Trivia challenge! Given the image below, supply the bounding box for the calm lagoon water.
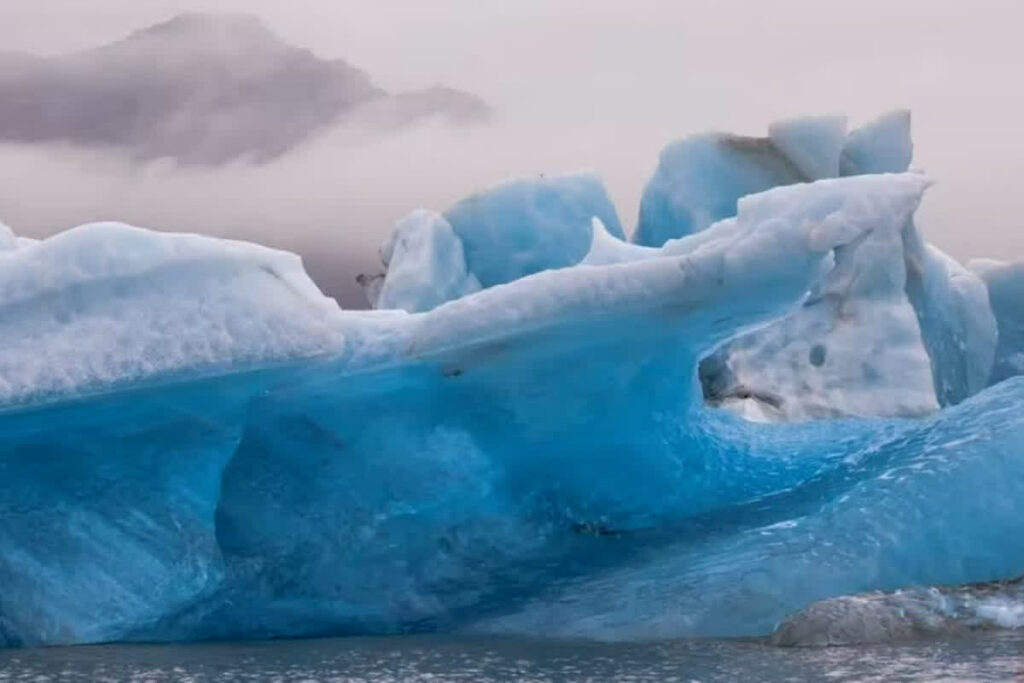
[1,631,1023,682]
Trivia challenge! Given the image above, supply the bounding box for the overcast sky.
[1,0,1023,305]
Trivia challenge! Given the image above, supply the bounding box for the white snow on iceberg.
[0,222,345,405]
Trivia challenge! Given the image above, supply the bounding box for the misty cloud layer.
[0,12,490,165]
[1,1,1023,307]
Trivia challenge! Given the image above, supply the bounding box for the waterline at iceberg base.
[2,112,1023,649]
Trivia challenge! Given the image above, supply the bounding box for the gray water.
[2,632,1023,683]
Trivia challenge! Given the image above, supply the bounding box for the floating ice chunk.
[633,133,805,247]
[970,259,1024,384]
[905,241,997,405]
[841,110,913,175]
[444,172,623,288]
[771,576,1024,646]
[0,222,345,406]
[768,115,847,180]
[375,210,481,313]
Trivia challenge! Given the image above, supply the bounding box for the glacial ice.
[703,177,938,420]
[375,210,481,313]
[767,115,846,181]
[971,259,1024,384]
[0,222,345,406]
[444,171,624,289]
[632,132,806,248]
[905,242,998,405]
[631,112,913,248]
[840,110,914,176]
[469,377,1024,640]
[1,113,1023,649]
[771,576,1024,646]
[368,172,623,312]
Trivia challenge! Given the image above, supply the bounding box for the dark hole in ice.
[809,343,827,367]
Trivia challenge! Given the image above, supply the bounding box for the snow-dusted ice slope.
[0,223,345,405]
[1,112,1023,649]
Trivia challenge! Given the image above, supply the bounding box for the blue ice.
[0,114,1022,650]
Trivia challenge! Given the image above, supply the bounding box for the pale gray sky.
[1,0,1022,304]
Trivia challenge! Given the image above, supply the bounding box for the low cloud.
[0,12,490,166]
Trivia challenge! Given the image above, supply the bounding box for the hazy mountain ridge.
[0,12,492,165]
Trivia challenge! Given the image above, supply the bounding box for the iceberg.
[1,113,1022,649]
[771,576,1024,647]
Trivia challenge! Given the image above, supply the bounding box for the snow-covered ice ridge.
[1,112,1023,649]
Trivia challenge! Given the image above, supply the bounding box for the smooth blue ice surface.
[444,172,623,289]
[972,259,1024,385]
[632,133,805,248]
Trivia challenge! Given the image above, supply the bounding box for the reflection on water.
[1,631,1022,682]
